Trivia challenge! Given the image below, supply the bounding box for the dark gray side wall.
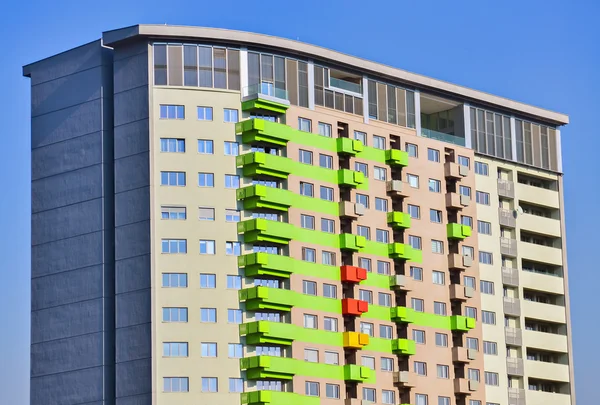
[112,41,152,405]
[29,40,115,405]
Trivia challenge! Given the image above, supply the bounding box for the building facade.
[23,25,574,405]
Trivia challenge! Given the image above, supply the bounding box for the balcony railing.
[498,179,515,199]
[506,357,524,376]
[243,83,289,101]
[329,77,362,94]
[502,267,520,287]
[504,297,521,317]
[508,388,526,405]
[420,128,466,146]
[505,327,522,346]
[499,208,516,227]
[500,237,518,257]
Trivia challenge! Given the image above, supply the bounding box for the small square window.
[224,108,239,123]
[406,143,418,157]
[197,106,213,121]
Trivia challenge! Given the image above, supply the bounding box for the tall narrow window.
[183,45,198,86]
[198,46,213,87]
[213,48,227,89]
[154,44,167,85]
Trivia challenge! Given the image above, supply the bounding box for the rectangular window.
[229,378,243,393]
[197,139,214,154]
[374,166,387,181]
[377,260,391,275]
[430,209,442,223]
[354,130,367,145]
[300,182,314,197]
[434,301,447,316]
[298,117,312,132]
[466,338,479,351]
[159,105,185,120]
[359,257,372,272]
[414,361,427,376]
[476,191,490,205]
[375,197,388,212]
[321,218,335,233]
[227,275,242,290]
[462,215,473,227]
[162,273,188,288]
[410,266,423,281]
[198,173,215,187]
[224,141,239,156]
[163,377,189,392]
[161,239,187,254]
[428,179,441,193]
[464,276,476,289]
[363,388,376,403]
[199,240,216,255]
[475,161,489,175]
[200,273,216,288]
[163,342,188,357]
[224,174,239,189]
[378,292,392,307]
[162,307,188,322]
[225,242,241,256]
[304,348,319,363]
[200,308,217,323]
[479,251,493,265]
[435,333,448,347]
[322,251,336,266]
[437,365,449,379]
[413,330,425,344]
[408,204,420,219]
[380,325,393,339]
[432,271,445,285]
[409,235,422,250]
[482,311,496,325]
[381,357,394,372]
[355,162,368,177]
[324,317,338,332]
[480,281,494,294]
[357,225,371,240]
[406,143,418,157]
[225,209,240,222]
[201,342,217,357]
[356,193,369,208]
[160,138,185,152]
[431,240,444,254]
[439,397,451,405]
[428,148,440,162]
[303,280,317,296]
[302,247,316,263]
[411,298,424,312]
[359,289,373,304]
[299,149,313,164]
[319,153,333,169]
[161,171,186,186]
[407,174,419,188]
[224,108,239,123]
[360,322,374,336]
[465,307,477,320]
[361,355,376,370]
[197,106,213,121]
[373,135,386,150]
[483,341,498,355]
[161,206,186,220]
[485,372,499,386]
[376,229,389,243]
[468,368,480,381]
[304,314,318,329]
[228,309,242,324]
[323,283,337,298]
[201,377,218,392]
[326,383,340,399]
[478,220,492,235]
[320,186,334,201]
[301,214,315,230]
[458,156,470,167]
[460,185,471,197]
[318,122,332,137]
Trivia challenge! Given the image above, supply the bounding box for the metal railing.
[502,267,520,286]
[500,237,518,257]
[498,179,515,198]
[243,83,289,100]
[329,77,362,94]
[499,208,516,227]
[420,128,466,146]
[505,327,523,346]
[506,357,525,376]
[504,297,522,317]
[508,388,526,405]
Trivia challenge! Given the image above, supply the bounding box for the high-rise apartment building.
[23,25,574,405]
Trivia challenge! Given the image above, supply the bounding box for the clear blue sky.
[1,0,598,403]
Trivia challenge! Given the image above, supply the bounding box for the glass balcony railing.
[243,83,289,101]
[420,128,465,146]
[329,77,362,94]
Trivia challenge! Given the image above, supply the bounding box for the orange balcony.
[342,298,369,316]
[340,265,368,283]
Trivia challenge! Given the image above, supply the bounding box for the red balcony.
[340,265,368,283]
[342,298,369,316]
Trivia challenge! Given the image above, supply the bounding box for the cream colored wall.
[151,86,246,405]
[476,156,572,405]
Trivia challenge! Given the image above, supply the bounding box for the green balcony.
[240,356,295,380]
[387,211,411,229]
[343,365,372,382]
[241,84,290,114]
[239,321,294,346]
[239,286,294,312]
[241,391,319,405]
[447,223,472,240]
[238,253,295,278]
[340,234,367,251]
[390,306,415,323]
[392,338,417,355]
[385,149,409,167]
[338,169,365,187]
[235,119,294,147]
[236,185,293,212]
[238,219,293,245]
[388,243,423,263]
[236,152,293,179]
[336,138,364,155]
[450,315,476,331]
